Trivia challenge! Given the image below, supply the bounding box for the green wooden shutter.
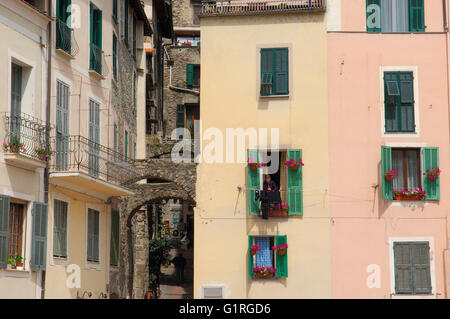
[110,210,119,266]
[97,9,103,50]
[176,104,185,128]
[423,147,439,200]
[113,34,117,79]
[411,242,431,294]
[399,72,415,132]
[248,149,260,216]
[366,0,381,32]
[0,195,11,268]
[89,3,94,69]
[381,146,393,200]
[53,200,68,257]
[287,149,303,215]
[248,236,254,278]
[260,49,273,96]
[275,235,288,278]
[394,243,414,294]
[125,0,129,44]
[409,0,425,32]
[274,48,288,95]
[31,202,48,271]
[113,0,118,22]
[186,64,194,86]
[87,209,100,262]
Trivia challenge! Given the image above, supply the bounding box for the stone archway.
[116,159,196,299]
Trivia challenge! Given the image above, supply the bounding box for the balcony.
[55,19,79,58]
[249,189,302,218]
[89,43,109,79]
[2,113,51,170]
[201,0,326,16]
[49,136,138,197]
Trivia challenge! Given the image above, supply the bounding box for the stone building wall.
[172,0,201,27]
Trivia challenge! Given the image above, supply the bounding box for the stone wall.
[172,0,201,27]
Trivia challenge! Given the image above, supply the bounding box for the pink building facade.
[327,0,450,298]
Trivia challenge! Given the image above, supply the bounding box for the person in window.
[263,175,278,192]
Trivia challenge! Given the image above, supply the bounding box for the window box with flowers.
[248,235,287,280]
[248,157,265,171]
[2,136,25,154]
[35,147,54,161]
[381,146,440,201]
[283,158,304,171]
[268,203,289,217]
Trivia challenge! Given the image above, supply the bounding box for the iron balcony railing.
[2,112,52,161]
[50,135,139,187]
[201,0,326,15]
[55,19,80,56]
[90,43,109,77]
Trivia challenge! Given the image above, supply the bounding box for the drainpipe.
[41,0,52,300]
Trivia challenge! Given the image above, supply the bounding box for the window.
[392,148,421,192]
[366,0,424,33]
[113,123,118,155]
[134,73,137,108]
[113,34,118,79]
[193,4,202,25]
[10,63,22,137]
[87,208,100,262]
[260,48,289,96]
[384,72,415,133]
[110,210,119,266]
[124,0,129,45]
[381,146,440,200]
[89,3,103,74]
[176,36,200,47]
[186,64,200,87]
[393,242,431,294]
[248,149,303,216]
[133,15,137,58]
[56,80,70,171]
[248,236,288,278]
[113,0,118,23]
[56,0,72,54]
[53,199,68,258]
[88,99,100,176]
[8,203,24,260]
[124,130,128,160]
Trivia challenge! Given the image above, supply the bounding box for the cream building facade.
[196,0,331,299]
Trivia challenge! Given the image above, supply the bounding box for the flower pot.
[268,210,288,217]
[289,165,299,171]
[147,290,152,299]
[7,264,14,270]
[249,164,258,171]
[38,154,48,161]
[16,263,24,270]
[385,175,394,181]
[427,176,437,181]
[255,272,274,279]
[395,195,421,201]
[250,249,257,256]
[277,248,287,256]
[10,145,20,153]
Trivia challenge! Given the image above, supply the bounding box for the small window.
[393,242,432,295]
[87,208,100,262]
[53,199,68,258]
[366,0,424,33]
[8,203,25,260]
[186,64,200,87]
[203,287,223,299]
[384,72,415,133]
[260,48,289,96]
[392,148,421,192]
[248,235,288,279]
[110,210,119,266]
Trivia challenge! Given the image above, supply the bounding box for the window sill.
[55,48,75,60]
[391,293,436,299]
[1,268,32,278]
[382,132,418,138]
[259,94,289,99]
[52,256,69,266]
[88,70,106,80]
[85,261,101,271]
[389,200,428,207]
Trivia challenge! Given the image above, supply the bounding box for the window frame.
[260,48,289,97]
[389,237,435,298]
[380,67,419,138]
[8,202,25,261]
[391,147,422,192]
[85,204,101,269]
[52,199,69,259]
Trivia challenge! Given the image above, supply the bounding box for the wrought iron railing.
[50,135,139,187]
[56,19,80,56]
[201,0,326,15]
[90,43,109,77]
[2,113,51,161]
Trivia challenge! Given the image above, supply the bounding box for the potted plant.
[269,203,289,217]
[3,136,25,153]
[7,258,15,270]
[35,147,54,161]
[385,170,398,181]
[248,157,265,171]
[15,254,24,270]
[393,188,427,201]
[283,158,304,171]
[424,168,441,181]
[250,244,261,256]
[273,243,288,256]
[253,266,276,279]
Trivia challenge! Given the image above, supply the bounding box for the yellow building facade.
[195,2,331,298]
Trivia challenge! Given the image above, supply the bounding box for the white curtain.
[381,0,393,32]
[392,150,404,191]
[406,150,419,189]
[381,0,409,32]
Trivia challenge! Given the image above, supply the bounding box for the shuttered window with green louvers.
[394,242,431,295]
[260,48,288,96]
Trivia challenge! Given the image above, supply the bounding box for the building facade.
[328,0,450,299]
[44,0,148,298]
[196,0,331,299]
[0,0,51,299]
